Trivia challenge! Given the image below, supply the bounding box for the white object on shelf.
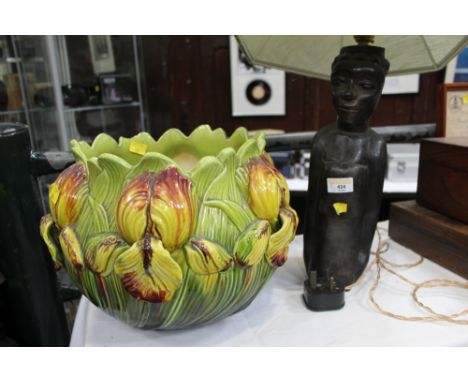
[386,143,420,182]
[286,143,420,194]
[382,74,420,94]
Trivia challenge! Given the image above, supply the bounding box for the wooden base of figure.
[303,283,345,311]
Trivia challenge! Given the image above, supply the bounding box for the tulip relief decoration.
[40,125,298,329]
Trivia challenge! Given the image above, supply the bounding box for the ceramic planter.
[40,125,298,329]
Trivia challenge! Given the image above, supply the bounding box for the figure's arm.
[361,136,387,253]
[303,130,326,273]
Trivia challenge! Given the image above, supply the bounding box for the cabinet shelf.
[0,107,57,116]
[0,109,26,116]
[0,57,45,64]
[0,102,141,117]
[64,102,141,113]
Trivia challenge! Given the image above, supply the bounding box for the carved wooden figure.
[303,44,389,310]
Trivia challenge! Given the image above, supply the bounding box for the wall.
[141,35,445,138]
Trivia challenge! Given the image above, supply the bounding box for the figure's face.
[331,61,385,126]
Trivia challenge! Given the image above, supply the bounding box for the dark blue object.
[0,123,70,346]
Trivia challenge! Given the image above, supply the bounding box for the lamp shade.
[236,35,468,79]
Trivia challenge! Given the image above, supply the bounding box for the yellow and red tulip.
[247,155,290,224]
[85,233,129,276]
[116,167,196,250]
[150,167,196,251]
[266,207,298,267]
[184,238,232,275]
[59,226,84,272]
[116,172,152,244]
[113,235,183,303]
[234,219,271,267]
[39,214,63,269]
[49,163,88,229]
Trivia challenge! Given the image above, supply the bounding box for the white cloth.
[70,223,468,346]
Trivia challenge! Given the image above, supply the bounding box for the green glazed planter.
[40,125,298,329]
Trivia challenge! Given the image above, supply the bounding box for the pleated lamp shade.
[236,35,468,79]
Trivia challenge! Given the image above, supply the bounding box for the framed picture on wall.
[437,82,468,137]
[88,35,116,75]
[382,74,419,94]
[229,36,285,117]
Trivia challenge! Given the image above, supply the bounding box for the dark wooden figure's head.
[330,45,390,128]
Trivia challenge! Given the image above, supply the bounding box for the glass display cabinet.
[0,35,147,218]
[0,35,147,152]
[0,36,148,319]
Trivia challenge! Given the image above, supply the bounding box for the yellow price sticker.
[333,202,348,215]
[49,183,60,204]
[462,95,468,104]
[129,141,148,156]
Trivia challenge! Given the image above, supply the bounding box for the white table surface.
[70,223,468,346]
